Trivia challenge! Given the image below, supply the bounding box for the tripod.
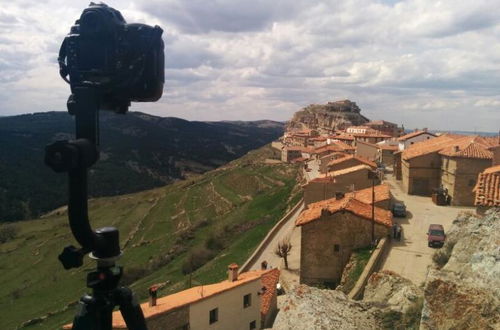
[45,87,148,330]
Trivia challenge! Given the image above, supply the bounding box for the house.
[296,196,392,287]
[397,130,436,151]
[281,146,314,163]
[377,144,399,166]
[327,155,377,173]
[307,136,328,148]
[344,183,392,210]
[284,129,319,147]
[356,140,379,161]
[473,165,500,214]
[439,139,496,205]
[318,152,348,174]
[351,132,391,146]
[401,134,497,201]
[105,265,280,330]
[365,120,403,137]
[328,133,355,146]
[313,142,355,159]
[304,165,379,206]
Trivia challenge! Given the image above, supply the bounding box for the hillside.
[0,144,301,329]
[286,99,369,134]
[0,111,284,222]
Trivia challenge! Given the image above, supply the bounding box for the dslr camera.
[58,2,164,113]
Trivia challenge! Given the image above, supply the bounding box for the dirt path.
[379,171,474,285]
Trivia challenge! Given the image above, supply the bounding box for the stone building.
[377,144,399,166]
[439,142,494,205]
[365,120,403,137]
[296,197,392,287]
[106,265,279,330]
[318,152,348,174]
[401,134,498,200]
[355,140,379,161]
[281,146,313,163]
[397,130,436,151]
[304,165,379,206]
[326,155,377,173]
[473,165,500,214]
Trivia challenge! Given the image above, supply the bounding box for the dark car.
[392,202,407,217]
[427,224,446,247]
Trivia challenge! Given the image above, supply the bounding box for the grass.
[339,247,373,293]
[0,144,300,329]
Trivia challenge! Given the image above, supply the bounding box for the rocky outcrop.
[286,100,369,134]
[273,284,381,329]
[364,270,423,314]
[421,209,500,330]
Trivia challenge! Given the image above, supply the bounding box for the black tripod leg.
[115,287,148,330]
[72,293,114,330]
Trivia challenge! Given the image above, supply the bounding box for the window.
[243,293,252,308]
[468,179,476,187]
[334,244,340,252]
[209,308,218,324]
[410,142,414,145]
[249,320,256,330]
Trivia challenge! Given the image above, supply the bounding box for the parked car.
[427,224,446,247]
[391,202,407,217]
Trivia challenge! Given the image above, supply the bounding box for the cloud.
[0,0,499,132]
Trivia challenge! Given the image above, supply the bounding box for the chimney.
[454,145,460,152]
[423,127,428,132]
[149,285,158,307]
[228,263,239,282]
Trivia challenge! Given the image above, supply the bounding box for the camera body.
[59,2,164,113]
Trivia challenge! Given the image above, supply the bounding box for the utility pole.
[369,170,376,246]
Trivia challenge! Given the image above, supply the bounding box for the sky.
[0,0,499,131]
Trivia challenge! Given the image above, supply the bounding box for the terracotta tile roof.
[402,134,464,160]
[309,136,328,141]
[330,134,355,141]
[327,155,377,169]
[319,152,348,162]
[439,142,493,159]
[252,268,280,317]
[314,142,354,154]
[333,140,356,150]
[291,157,307,163]
[474,166,500,207]
[296,196,393,227]
[356,139,378,147]
[397,130,436,141]
[344,184,391,204]
[103,269,271,329]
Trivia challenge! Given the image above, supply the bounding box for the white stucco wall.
[189,279,262,330]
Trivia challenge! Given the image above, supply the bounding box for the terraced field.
[0,145,301,329]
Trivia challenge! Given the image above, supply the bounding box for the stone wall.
[300,212,389,287]
[402,153,441,195]
[141,306,189,330]
[451,157,491,206]
[356,141,378,161]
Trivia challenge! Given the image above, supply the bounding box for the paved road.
[248,203,304,271]
[379,171,474,285]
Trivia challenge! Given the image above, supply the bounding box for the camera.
[58,2,165,113]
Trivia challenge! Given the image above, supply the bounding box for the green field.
[0,145,301,329]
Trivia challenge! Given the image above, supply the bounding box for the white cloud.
[0,0,499,131]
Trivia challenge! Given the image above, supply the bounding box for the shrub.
[0,224,19,244]
[121,266,148,286]
[182,248,215,275]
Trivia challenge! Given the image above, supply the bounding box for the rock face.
[421,209,500,330]
[273,285,381,329]
[364,270,423,314]
[286,100,369,134]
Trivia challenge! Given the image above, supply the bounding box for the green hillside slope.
[0,145,301,329]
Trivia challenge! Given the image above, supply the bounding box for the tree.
[274,238,292,269]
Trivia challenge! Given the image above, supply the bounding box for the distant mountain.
[0,111,284,222]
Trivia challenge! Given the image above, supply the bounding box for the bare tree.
[274,238,292,269]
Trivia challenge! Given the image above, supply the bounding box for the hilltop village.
[73,100,498,330]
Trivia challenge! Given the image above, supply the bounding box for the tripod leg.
[115,287,148,330]
[72,293,114,330]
